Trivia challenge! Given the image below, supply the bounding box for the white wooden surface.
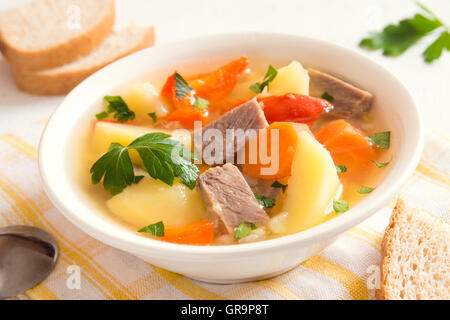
[0,0,449,135]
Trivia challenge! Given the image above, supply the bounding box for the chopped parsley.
[335,165,347,173]
[103,96,136,123]
[148,112,157,123]
[254,193,276,208]
[90,132,199,195]
[371,155,393,168]
[271,181,287,192]
[173,73,210,110]
[359,2,448,63]
[95,111,108,120]
[139,221,164,236]
[174,72,192,99]
[333,199,349,214]
[321,91,334,102]
[357,186,375,194]
[234,222,252,239]
[367,131,391,149]
[193,97,210,109]
[250,65,278,93]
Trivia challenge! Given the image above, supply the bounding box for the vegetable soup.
[74,56,392,245]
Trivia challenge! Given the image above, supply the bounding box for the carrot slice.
[190,56,249,104]
[164,108,209,129]
[162,221,214,245]
[314,119,376,179]
[242,122,310,180]
[160,72,197,110]
[161,57,249,128]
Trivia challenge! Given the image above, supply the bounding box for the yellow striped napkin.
[0,120,448,300]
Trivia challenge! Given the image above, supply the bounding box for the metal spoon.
[0,226,58,299]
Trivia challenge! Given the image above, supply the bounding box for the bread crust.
[377,198,406,300]
[0,0,115,71]
[11,26,154,95]
[378,199,449,300]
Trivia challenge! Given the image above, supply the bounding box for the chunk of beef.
[308,68,374,118]
[193,99,268,166]
[196,163,269,235]
[242,173,281,200]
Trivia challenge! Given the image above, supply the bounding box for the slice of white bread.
[12,25,155,95]
[377,199,450,300]
[0,0,115,71]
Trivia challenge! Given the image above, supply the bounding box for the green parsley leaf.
[423,30,450,63]
[249,83,261,93]
[359,2,447,62]
[90,142,135,193]
[134,175,145,184]
[321,91,334,102]
[271,181,287,192]
[250,223,258,230]
[128,133,199,189]
[138,221,164,236]
[107,104,115,113]
[254,193,276,208]
[335,165,347,173]
[234,222,252,239]
[95,111,108,120]
[174,72,192,99]
[193,97,210,109]
[104,96,135,123]
[90,133,199,195]
[148,112,157,123]
[357,186,375,194]
[106,185,127,195]
[360,14,442,56]
[333,199,349,214]
[250,65,278,93]
[415,1,441,21]
[367,131,390,149]
[103,175,145,195]
[371,155,393,168]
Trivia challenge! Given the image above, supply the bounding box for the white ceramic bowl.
[39,33,423,283]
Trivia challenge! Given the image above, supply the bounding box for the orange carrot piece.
[190,56,249,104]
[314,119,376,179]
[242,122,309,180]
[161,57,248,128]
[160,72,197,110]
[162,221,214,245]
[164,107,209,129]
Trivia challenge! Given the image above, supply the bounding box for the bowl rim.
[38,31,424,258]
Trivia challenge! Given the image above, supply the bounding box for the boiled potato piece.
[228,68,260,101]
[93,121,191,162]
[122,82,171,120]
[283,131,340,233]
[268,212,289,234]
[268,61,309,96]
[106,177,207,228]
